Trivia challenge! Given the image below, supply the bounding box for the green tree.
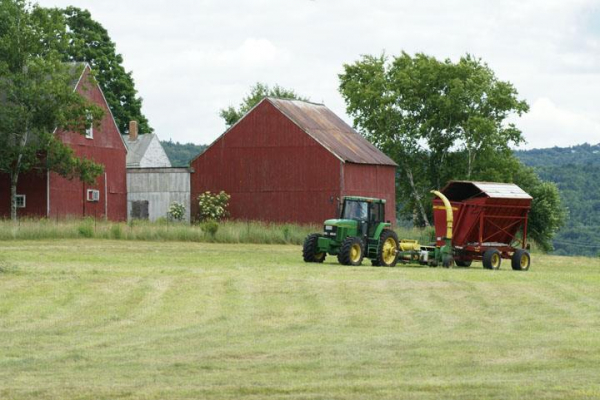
[52,6,152,135]
[220,82,309,127]
[0,0,103,221]
[339,52,564,250]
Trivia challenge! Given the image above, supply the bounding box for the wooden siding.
[190,100,341,224]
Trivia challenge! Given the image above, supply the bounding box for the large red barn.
[0,64,127,221]
[190,98,397,224]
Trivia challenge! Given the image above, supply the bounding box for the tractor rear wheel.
[511,249,531,271]
[338,237,364,266]
[482,249,502,270]
[303,234,326,263]
[375,229,399,267]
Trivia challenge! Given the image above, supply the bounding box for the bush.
[167,201,186,221]
[201,220,219,238]
[197,191,230,221]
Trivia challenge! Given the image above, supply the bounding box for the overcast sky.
[36,0,600,149]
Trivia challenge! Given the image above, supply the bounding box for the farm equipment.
[303,181,532,270]
[302,196,400,267]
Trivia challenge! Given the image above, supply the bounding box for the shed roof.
[267,98,397,166]
[441,181,532,201]
[121,133,170,168]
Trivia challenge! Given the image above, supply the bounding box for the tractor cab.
[339,197,386,238]
[303,196,399,267]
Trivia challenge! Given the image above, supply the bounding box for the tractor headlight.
[323,225,337,237]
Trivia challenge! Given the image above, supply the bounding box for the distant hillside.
[516,143,600,257]
[162,140,207,167]
[516,143,600,167]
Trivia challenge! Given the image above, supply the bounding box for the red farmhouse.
[190,98,397,224]
[0,64,127,221]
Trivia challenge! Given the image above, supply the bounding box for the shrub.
[201,220,219,238]
[197,191,230,222]
[168,201,186,221]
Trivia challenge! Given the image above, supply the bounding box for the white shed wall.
[127,168,190,222]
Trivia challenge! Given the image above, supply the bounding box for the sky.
[36,0,600,149]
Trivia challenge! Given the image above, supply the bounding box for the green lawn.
[1,240,599,399]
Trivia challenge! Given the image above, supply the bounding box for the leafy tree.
[0,0,103,221]
[339,52,564,250]
[339,53,529,226]
[48,6,152,135]
[220,82,309,127]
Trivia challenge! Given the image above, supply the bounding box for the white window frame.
[85,112,93,139]
[86,189,100,202]
[15,194,26,208]
[85,123,93,139]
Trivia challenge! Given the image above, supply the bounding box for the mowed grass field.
[1,240,599,399]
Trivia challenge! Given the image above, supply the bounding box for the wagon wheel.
[302,234,326,263]
[455,260,472,267]
[482,249,501,270]
[511,249,530,271]
[338,237,364,266]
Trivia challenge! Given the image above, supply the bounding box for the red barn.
[0,63,127,221]
[190,98,397,224]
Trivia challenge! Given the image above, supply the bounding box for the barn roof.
[441,181,532,201]
[267,98,397,166]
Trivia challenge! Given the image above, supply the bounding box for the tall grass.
[0,218,321,245]
[0,218,435,246]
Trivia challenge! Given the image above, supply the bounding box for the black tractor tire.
[375,229,399,267]
[442,255,454,268]
[482,249,502,270]
[511,249,531,271]
[371,259,380,267]
[302,234,326,263]
[455,260,472,267]
[337,237,364,266]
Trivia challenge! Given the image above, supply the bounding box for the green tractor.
[303,196,399,267]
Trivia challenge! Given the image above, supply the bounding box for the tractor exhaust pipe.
[431,190,453,240]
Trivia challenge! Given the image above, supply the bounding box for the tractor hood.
[324,219,358,229]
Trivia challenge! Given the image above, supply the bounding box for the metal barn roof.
[267,98,397,166]
[441,181,532,200]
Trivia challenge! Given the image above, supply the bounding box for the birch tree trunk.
[405,167,430,227]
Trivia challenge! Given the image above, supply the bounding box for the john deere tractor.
[302,196,399,267]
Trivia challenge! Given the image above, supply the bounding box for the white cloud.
[520,97,600,148]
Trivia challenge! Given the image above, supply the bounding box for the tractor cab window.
[369,202,384,223]
[342,200,368,221]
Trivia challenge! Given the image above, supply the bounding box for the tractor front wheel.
[338,237,364,266]
[303,234,326,263]
[482,249,502,270]
[374,230,399,267]
[511,249,531,271]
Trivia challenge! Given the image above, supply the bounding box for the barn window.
[87,189,100,202]
[15,194,26,208]
[131,200,149,220]
[85,112,93,139]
